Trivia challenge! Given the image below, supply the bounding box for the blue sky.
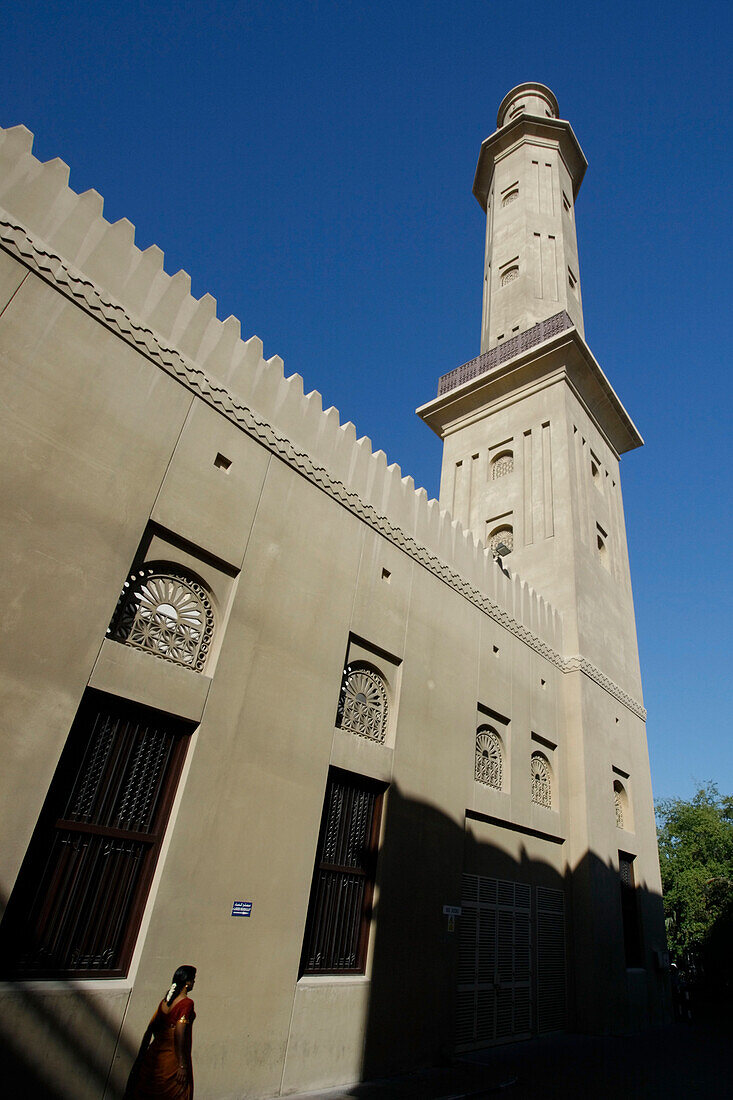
[3,0,731,802]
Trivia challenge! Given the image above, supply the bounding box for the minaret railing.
[437,310,573,396]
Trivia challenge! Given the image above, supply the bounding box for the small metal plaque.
[231,900,253,917]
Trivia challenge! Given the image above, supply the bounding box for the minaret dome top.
[496,82,559,129]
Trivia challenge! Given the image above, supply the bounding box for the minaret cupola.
[496,82,559,127]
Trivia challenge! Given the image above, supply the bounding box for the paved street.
[285,1022,732,1099]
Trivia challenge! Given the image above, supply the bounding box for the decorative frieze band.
[0,214,646,721]
[563,656,645,718]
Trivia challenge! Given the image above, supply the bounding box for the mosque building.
[0,83,669,1098]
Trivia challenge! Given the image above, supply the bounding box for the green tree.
[656,783,733,966]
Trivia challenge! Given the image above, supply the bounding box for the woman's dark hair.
[165,964,197,1004]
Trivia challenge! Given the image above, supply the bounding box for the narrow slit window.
[619,853,643,967]
[475,726,503,789]
[300,770,384,974]
[531,752,552,808]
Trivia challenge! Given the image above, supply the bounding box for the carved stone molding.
[563,655,645,719]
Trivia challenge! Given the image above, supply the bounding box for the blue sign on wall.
[231,900,253,917]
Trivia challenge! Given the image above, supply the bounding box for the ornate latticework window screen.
[531,753,552,808]
[475,726,503,789]
[614,781,625,828]
[336,664,388,743]
[0,692,190,978]
[492,452,514,479]
[619,853,643,966]
[488,526,514,554]
[301,771,383,974]
[109,564,214,671]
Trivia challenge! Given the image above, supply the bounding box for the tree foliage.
[656,783,733,965]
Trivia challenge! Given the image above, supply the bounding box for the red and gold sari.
[126,996,195,1099]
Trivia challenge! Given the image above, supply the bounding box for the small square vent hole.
[214,452,232,472]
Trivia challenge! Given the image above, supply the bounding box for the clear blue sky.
[3,0,731,802]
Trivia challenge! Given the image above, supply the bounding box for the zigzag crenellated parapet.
[0,120,568,667]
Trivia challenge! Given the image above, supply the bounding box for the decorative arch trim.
[491,451,514,479]
[488,525,514,554]
[108,563,215,672]
[336,663,389,743]
[475,726,503,789]
[613,779,628,829]
[531,752,552,808]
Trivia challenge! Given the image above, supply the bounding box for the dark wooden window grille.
[0,691,191,979]
[300,769,384,975]
[619,853,643,968]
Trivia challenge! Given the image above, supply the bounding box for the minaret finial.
[496,82,559,128]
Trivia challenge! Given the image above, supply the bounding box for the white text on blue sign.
[231,901,253,917]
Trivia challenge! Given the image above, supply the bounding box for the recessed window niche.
[334,636,401,751]
[491,451,514,480]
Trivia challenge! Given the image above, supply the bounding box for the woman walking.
[125,965,196,1099]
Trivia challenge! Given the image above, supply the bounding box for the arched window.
[502,188,519,207]
[108,564,215,672]
[475,726,503,789]
[531,753,552,808]
[500,265,519,287]
[614,780,627,828]
[488,526,514,555]
[491,451,514,479]
[336,664,388,743]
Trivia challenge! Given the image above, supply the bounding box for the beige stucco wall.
[0,253,194,890]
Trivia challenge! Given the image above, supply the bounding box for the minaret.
[418,86,669,1035]
[476,83,586,352]
[417,83,643,700]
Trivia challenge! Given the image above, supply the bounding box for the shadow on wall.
[0,888,137,1100]
[0,783,670,1098]
[358,783,670,1084]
